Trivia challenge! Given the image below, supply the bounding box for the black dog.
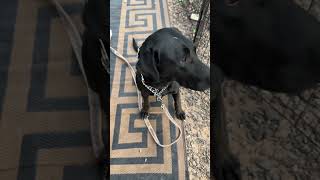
[213,0,320,179]
[133,28,210,120]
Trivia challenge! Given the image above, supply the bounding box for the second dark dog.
[213,0,320,179]
[133,28,210,120]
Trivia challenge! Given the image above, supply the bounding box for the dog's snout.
[187,63,210,91]
[190,62,210,91]
[199,73,210,90]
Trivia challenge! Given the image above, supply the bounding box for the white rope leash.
[110,44,182,148]
[50,0,105,159]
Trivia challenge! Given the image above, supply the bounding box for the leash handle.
[51,0,105,160]
[146,103,182,147]
[143,116,182,148]
[142,103,182,148]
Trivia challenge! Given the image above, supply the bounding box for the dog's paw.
[140,110,149,119]
[176,110,186,120]
[216,155,242,180]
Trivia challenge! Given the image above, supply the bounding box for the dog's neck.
[137,70,171,89]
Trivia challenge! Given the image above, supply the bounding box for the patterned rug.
[110,0,189,179]
[0,0,103,179]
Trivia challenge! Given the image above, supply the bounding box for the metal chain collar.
[140,74,169,102]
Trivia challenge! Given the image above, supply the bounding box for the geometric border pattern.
[1,0,102,179]
[7,2,98,180]
[17,131,92,180]
[27,4,88,112]
[110,0,188,179]
[0,0,19,114]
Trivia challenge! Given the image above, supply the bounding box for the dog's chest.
[140,81,179,96]
[161,83,179,96]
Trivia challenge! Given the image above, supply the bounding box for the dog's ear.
[137,48,160,83]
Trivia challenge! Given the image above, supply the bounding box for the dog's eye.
[182,47,192,63]
[183,56,193,63]
[183,56,187,62]
[180,56,187,64]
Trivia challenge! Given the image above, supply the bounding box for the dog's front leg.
[172,90,186,120]
[141,94,150,119]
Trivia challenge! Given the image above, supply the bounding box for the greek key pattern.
[110,0,188,179]
[0,1,100,180]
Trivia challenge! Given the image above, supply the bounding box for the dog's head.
[216,0,271,13]
[215,0,276,25]
[136,28,210,91]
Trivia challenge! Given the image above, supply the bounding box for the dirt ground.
[167,0,211,179]
[223,1,320,180]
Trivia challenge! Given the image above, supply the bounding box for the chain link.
[140,74,169,102]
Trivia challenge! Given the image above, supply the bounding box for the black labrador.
[133,27,210,120]
[213,0,320,179]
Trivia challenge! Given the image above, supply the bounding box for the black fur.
[133,27,210,120]
[213,0,320,179]
[81,0,109,179]
[215,0,320,93]
[82,0,108,113]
